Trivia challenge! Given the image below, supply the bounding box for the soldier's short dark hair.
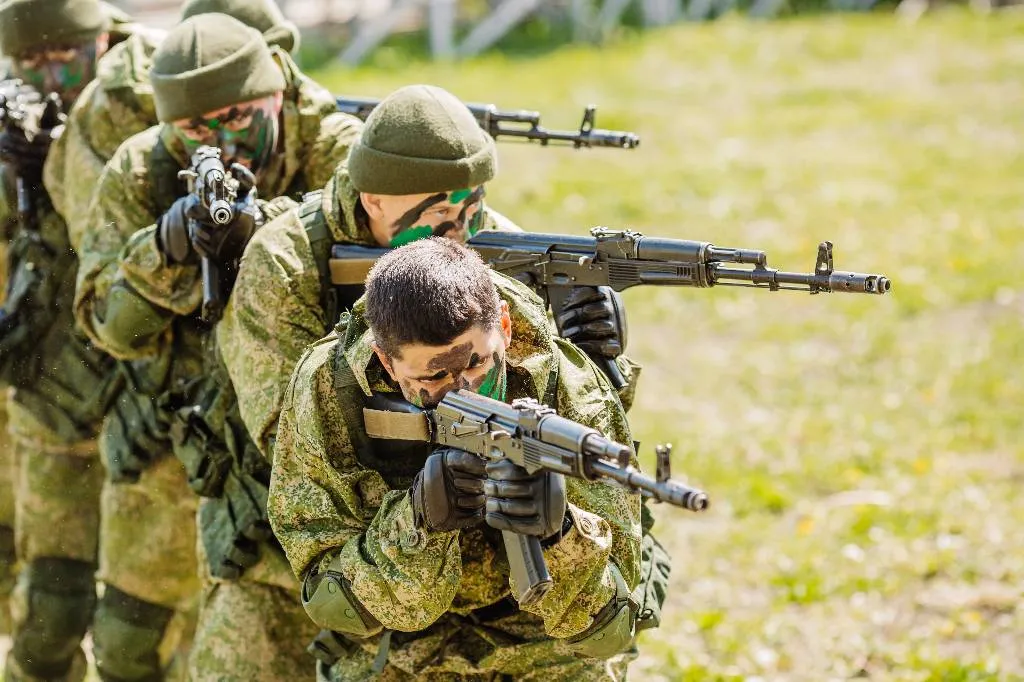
[365,237,500,359]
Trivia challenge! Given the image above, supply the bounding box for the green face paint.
[475,353,507,402]
[174,100,279,176]
[389,224,434,248]
[13,42,97,107]
[389,187,487,247]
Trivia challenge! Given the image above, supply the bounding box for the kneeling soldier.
[271,237,643,680]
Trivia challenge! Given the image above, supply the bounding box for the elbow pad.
[564,562,637,660]
[301,556,383,638]
[92,280,174,354]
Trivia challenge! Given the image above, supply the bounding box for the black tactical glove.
[0,93,64,176]
[199,467,274,580]
[155,194,201,265]
[555,286,628,360]
[190,197,262,263]
[410,447,487,532]
[484,459,567,539]
[156,186,262,266]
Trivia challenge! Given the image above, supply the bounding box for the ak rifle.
[336,96,640,149]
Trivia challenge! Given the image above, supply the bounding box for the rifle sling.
[328,257,376,286]
[362,408,430,442]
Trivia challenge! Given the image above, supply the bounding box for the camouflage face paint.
[174,99,280,177]
[389,186,487,247]
[13,42,98,108]
[389,193,447,248]
[472,351,507,401]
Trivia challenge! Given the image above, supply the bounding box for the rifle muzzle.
[209,199,234,225]
[827,271,891,294]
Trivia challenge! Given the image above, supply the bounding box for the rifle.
[0,80,62,342]
[336,96,640,149]
[177,145,257,323]
[363,389,707,607]
[328,228,891,385]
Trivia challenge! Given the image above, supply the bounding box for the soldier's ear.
[498,301,512,349]
[95,33,110,59]
[372,343,398,381]
[360,193,385,221]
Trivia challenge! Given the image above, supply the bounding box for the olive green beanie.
[0,0,108,57]
[348,84,497,196]
[150,13,286,123]
[180,0,300,55]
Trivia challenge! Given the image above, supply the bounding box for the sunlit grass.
[314,8,1024,678]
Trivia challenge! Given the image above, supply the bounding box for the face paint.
[388,186,487,247]
[473,351,507,401]
[13,42,98,106]
[174,99,280,177]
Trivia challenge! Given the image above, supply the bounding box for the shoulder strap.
[330,327,430,489]
[148,137,183,215]
[300,192,367,334]
[297,191,338,335]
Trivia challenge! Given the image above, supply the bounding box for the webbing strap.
[362,408,430,442]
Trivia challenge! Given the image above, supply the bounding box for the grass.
[310,8,1024,680]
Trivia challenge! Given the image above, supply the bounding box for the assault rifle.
[363,389,707,607]
[0,80,62,339]
[336,96,640,149]
[177,146,257,322]
[328,228,892,384]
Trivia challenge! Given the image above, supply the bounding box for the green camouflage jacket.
[0,12,157,445]
[268,271,642,675]
[44,24,163,251]
[217,163,521,460]
[73,47,362,362]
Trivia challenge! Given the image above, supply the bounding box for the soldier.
[71,12,361,680]
[195,83,518,681]
[0,0,162,678]
[270,237,643,680]
[209,83,641,679]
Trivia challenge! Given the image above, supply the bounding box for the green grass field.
[315,9,1024,680]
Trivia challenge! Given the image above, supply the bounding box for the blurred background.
[114,0,1024,679]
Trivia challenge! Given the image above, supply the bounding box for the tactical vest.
[296,190,364,332]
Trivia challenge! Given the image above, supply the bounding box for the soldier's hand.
[555,286,628,360]
[0,93,64,176]
[410,447,486,532]
[0,123,61,175]
[484,460,567,539]
[155,194,202,265]
[190,199,262,263]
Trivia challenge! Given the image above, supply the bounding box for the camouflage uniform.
[0,2,160,679]
[269,271,643,680]
[72,15,362,679]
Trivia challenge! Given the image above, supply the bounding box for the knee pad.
[0,525,16,596]
[92,586,174,682]
[10,557,96,679]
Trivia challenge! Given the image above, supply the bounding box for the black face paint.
[389,186,488,247]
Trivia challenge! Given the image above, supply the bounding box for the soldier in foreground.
[72,12,361,680]
[0,0,163,678]
[270,237,643,680]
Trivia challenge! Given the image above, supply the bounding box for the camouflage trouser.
[97,453,201,678]
[5,398,103,682]
[0,396,17,634]
[189,498,318,682]
[320,610,636,682]
[188,579,320,681]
